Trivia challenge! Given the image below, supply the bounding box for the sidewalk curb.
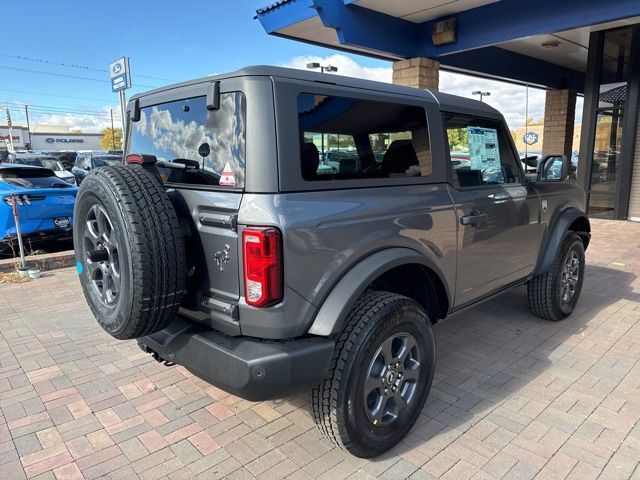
[0,250,76,274]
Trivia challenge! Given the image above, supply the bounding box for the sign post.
[10,194,26,270]
[109,57,131,141]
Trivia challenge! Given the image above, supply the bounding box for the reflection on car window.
[298,93,431,181]
[129,93,246,187]
[0,170,71,188]
[15,158,63,171]
[444,113,520,188]
[544,156,565,180]
[93,157,121,168]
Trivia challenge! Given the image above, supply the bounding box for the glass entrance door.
[589,108,624,218]
[585,27,636,219]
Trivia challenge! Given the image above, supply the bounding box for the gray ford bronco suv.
[74,66,590,457]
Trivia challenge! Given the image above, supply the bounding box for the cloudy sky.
[284,54,584,131]
[9,52,583,134]
[3,0,583,135]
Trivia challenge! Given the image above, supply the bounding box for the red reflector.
[126,154,143,164]
[242,227,282,307]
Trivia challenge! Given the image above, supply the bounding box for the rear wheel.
[528,233,585,321]
[73,165,186,339]
[312,291,435,458]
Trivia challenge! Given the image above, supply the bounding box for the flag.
[5,103,14,152]
[5,105,12,129]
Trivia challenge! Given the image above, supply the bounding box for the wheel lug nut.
[398,373,403,378]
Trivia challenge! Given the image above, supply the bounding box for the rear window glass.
[93,156,121,168]
[298,93,431,181]
[15,158,64,171]
[128,93,246,188]
[0,170,72,189]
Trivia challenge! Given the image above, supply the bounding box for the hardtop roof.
[130,65,502,118]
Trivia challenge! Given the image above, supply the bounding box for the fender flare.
[535,207,590,275]
[307,247,450,336]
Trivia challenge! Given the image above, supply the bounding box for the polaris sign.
[31,133,101,151]
[45,137,84,143]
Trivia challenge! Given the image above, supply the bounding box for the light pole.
[110,109,116,150]
[472,91,491,102]
[306,62,338,73]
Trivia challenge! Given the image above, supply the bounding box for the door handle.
[461,212,488,225]
[488,193,509,201]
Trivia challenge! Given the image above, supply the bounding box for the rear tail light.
[3,194,34,206]
[126,154,144,164]
[242,227,282,307]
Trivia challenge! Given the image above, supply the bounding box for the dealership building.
[0,125,103,152]
[257,0,640,220]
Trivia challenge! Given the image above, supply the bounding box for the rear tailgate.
[170,188,243,336]
[23,188,76,220]
[126,87,248,336]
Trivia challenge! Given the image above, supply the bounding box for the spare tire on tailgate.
[73,165,187,340]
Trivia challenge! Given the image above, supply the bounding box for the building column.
[542,89,577,157]
[392,58,439,91]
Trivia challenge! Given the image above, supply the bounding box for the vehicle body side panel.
[308,247,449,336]
[533,181,589,274]
[238,184,458,338]
[448,183,542,307]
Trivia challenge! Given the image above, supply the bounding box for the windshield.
[93,156,121,168]
[128,93,246,188]
[0,170,72,189]
[15,158,64,171]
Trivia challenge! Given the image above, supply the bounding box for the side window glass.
[445,113,520,188]
[298,94,431,181]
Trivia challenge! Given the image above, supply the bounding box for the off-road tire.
[528,233,585,321]
[74,165,186,339]
[312,290,436,458]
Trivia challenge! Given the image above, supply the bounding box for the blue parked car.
[0,163,77,252]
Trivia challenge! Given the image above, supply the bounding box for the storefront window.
[588,27,633,219]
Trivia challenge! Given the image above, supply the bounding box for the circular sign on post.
[523,131,539,146]
[198,143,211,158]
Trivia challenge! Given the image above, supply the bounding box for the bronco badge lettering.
[214,244,231,272]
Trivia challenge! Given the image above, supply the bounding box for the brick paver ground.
[2,219,640,479]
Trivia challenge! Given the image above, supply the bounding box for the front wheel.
[312,291,436,458]
[528,233,585,321]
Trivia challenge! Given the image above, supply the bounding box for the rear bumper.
[1,229,72,251]
[138,317,334,401]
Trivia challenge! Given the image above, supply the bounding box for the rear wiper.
[165,159,201,170]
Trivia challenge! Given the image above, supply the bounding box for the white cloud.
[31,113,119,133]
[28,106,123,134]
[283,54,584,130]
[283,54,392,84]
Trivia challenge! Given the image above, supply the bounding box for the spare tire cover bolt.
[88,249,110,263]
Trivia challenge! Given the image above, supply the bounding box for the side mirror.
[538,155,567,182]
